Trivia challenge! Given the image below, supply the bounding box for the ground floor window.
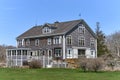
[54,48,62,57]
[67,48,73,58]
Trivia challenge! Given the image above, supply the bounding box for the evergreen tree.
[95,22,109,56]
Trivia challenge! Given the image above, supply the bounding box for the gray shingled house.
[6,19,97,67]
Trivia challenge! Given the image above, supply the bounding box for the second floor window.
[26,39,30,46]
[66,35,72,45]
[47,38,52,45]
[18,40,22,46]
[35,39,39,46]
[53,36,61,44]
[90,38,95,47]
[78,37,85,46]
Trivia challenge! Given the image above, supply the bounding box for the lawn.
[0,68,120,80]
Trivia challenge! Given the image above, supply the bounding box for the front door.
[78,49,85,58]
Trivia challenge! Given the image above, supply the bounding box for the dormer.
[42,23,52,34]
[42,23,57,34]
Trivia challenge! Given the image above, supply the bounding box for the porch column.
[47,50,49,65]
[63,35,66,59]
[6,49,8,67]
[11,50,13,66]
[21,50,23,66]
[16,50,17,66]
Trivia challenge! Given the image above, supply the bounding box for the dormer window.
[42,27,51,34]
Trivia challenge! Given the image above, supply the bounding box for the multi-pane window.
[48,38,52,45]
[90,38,95,47]
[53,36,60,44]
[78,37,85,46]
[18,40,22,46]
[78,24,85,34]
[66,35,72,45]
[26,39,30,46]
[55,49,61,57]
[42,27,51,34]
[35,39,39,46]
[67,48,73,58]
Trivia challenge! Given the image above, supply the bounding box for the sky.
[0,0,120,46]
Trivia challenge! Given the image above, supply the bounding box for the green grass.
[0,68,120,80]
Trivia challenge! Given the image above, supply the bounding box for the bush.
[29,60,42,69]
[23,61,29,66]
[79,58,103,72]
[79,58,88,72]
[90,58,103,72]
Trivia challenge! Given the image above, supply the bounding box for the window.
[48,38,52,45]
[53,36,60,44]
[55,49,61,57]
[78,25,85,34]
[91,51,94,55]
[35,39,39,46]
[66,35,72,45]
[18,40,22,46]
[67,48,73,58]
[42,27,51,34]
[90,38,95,47]
[26,39,30,46]
[78,37,85,46]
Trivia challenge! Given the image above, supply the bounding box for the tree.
[106,31,120,56]
[0,44,15,62]
[95,22,109,56]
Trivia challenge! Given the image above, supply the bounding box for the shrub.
[90,58,103,72]
[79,58,103,72]
[29,60,42,69]
[79,58,88,72]
[107,60,116,70]
[23,61,29,66]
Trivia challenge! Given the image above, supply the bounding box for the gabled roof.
[17,19,96,39]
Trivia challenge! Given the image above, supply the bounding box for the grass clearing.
[0,68,120,80]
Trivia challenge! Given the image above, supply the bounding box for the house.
[6,19,97,67]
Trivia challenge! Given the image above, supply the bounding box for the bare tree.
[106,31,120,56]
[0,44,15,62]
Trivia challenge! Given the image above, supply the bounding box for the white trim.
[63,35,66,59]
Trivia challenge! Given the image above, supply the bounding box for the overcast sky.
[0,0,120,46]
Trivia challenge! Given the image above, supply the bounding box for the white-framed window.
[55,49,61,57]
[78,37,85,46]
[35,39,39,46]
[26,39,30,46]
[91,51,94,55]
[47,38,52,45]
[66,35,72,45]
[78,24,85,34]
[53,36,60,44]
[67,48,73,58]
[42,27,51,34]
[17,40,22,46]
[90,38,95,47]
